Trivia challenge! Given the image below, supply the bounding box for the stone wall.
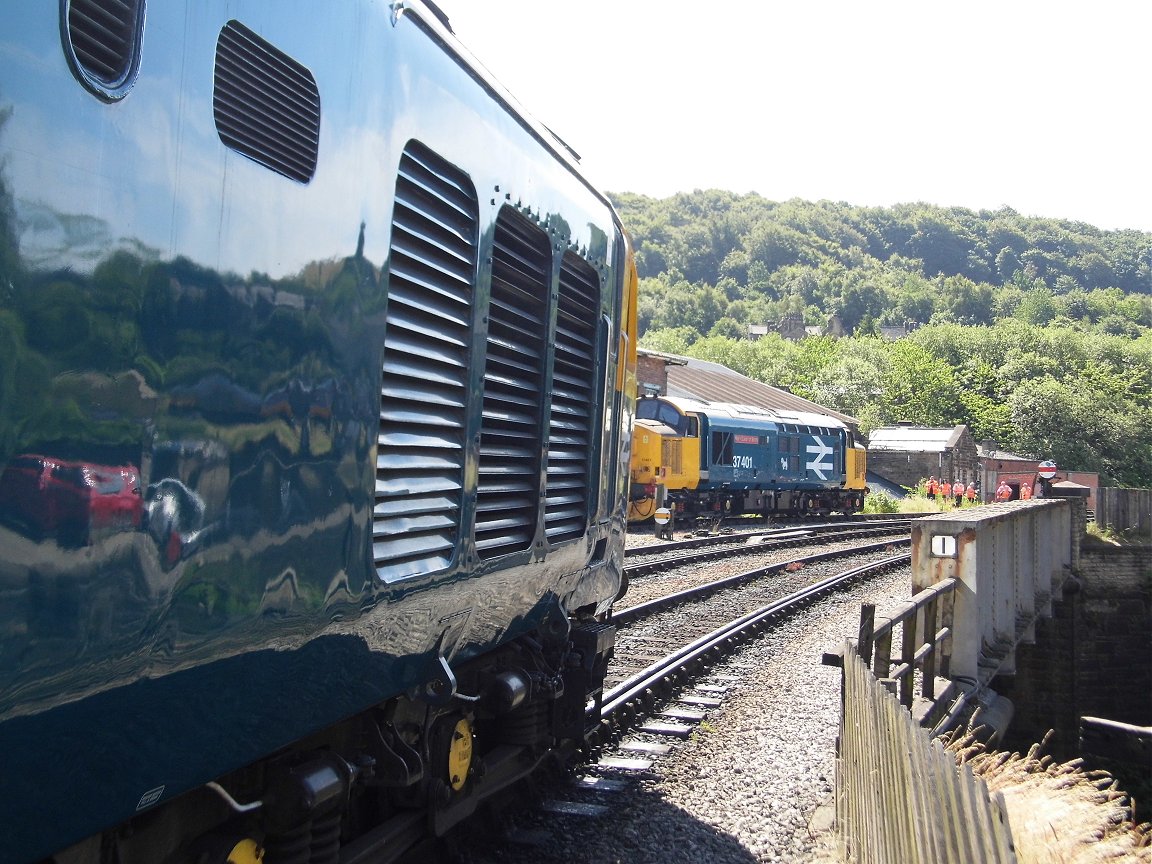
[1074,545,1152,724]
[994,543,1152,759]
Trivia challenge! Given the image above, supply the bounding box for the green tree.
[836,281,886,334]
[809,342,886,418]
[1008,377,1107,476]
[938,275,995,325]
[708,317,746,339]
[880,340,962,426]
[1016,286,1059,325]
[638,326,699,355]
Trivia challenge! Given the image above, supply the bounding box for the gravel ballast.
[455,560,912,864]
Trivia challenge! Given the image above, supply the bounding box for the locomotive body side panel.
[662,434,701,493]
[699,414,776,489]
[0,3,636,860]
[845,440,869,493]
[630,418,669,488]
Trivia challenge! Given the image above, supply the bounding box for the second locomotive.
[629,395,868,523]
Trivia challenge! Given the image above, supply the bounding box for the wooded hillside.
[613,192,1151,488]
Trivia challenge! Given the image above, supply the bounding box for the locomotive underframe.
[633,484,865,523]
[50,617,615,863]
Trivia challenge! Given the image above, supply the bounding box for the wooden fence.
[825,576,966,735]
[837,642,1017,863]
[855,577,955,712]
[1094,487,1152,536]
[827,501,1077,861]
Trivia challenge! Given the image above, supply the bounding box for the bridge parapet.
[912,499,1073,687]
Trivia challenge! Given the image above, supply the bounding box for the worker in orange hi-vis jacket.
[926,476,937,498]
[995,480,1012,501]
[965,482,977,502]
[940,479,952,501]
[1020,482,1032,500]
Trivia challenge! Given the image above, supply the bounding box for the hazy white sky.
[436,1,1150,233]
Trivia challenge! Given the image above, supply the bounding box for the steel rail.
[624,517,915,560]
[595,552,912,726]
[614,538,910,625]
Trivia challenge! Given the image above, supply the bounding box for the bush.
[863,490,901,514]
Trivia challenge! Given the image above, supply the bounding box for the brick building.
[979,443,1099,509]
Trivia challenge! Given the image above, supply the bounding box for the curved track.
[594,549,910,741]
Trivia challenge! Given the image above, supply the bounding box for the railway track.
[622,519,913,577]
[598,543,910,740]
[625,515,915,554]
[627,512,919,544]
[635,511,912,539]
[448,548,914,863]
[437,525,918,862]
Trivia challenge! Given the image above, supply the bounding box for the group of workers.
[996,479,1039,500]
[996,480,1032,500]
[925,476,977,505]
[925,475,1041,504]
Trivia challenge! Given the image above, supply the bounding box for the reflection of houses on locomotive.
[148,407,347,547]
[163,373,349,542]
[170,375,342,449]
[629,350,868,523]
[168,373,262,422]
[259,377,341,454]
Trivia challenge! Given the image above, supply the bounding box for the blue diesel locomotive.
[0,3,638,862]
[629,396,868,521]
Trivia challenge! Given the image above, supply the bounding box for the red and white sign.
[1038,460,1057,479]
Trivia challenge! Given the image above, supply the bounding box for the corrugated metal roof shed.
[658,354,858,426]
[868,425,972,452]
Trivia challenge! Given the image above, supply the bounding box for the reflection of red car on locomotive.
[629,396,868,522]
[0,454,143,544]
